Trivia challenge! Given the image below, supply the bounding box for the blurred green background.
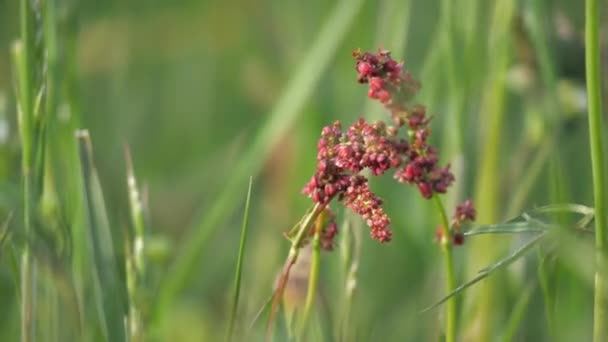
[0,0,604,341]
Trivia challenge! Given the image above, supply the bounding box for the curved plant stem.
[585,0,608,340]
[433,195,456,342]
[297,212,324,340]
[266,203,324,341]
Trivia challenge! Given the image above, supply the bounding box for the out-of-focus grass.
[0,0,603,341]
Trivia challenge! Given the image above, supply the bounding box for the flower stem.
[433,195,456,342]
[585,0,608,340]
[15,0,36,339]
[297,211,324,340]
[266,203,324,340]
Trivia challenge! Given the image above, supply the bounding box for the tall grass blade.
[226,176,254,342]
[76,130,126,342]
[422,232,546,313]
[13,0,39,335]
[248,294,274,333]
[124,146,146,342]
[466,204,595,237]
[501,284,535,342]
[0,213,13,256]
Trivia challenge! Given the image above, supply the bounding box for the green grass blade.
[76,130,126,342]
[124,146,145,342]
[464,223,546,236]
[422,232,546,313]
[466,204,595,237]
[527,203,594,217]
[0,213,13,255]
[248,293,274,333]
[501,283,535,342]
[226,176,254,342]
[153,0,366,323]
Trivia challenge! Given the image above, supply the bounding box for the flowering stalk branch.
[433,195,456,342]
[297,211,325,340]
[266,203,324,340]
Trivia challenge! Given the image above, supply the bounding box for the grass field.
[0,0,606,341]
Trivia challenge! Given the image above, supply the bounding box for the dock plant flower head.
[301,48,475,245]
[301,119,407,242]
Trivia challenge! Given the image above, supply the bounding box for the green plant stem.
[433,195,456,342]
[585,0,608,340]
[226,177,253,342]
[266,203,324,340]
[297,213,323,340]
[338,220,361,342]
[16,0,36,339]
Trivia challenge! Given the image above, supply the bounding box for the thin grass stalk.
[433,195,456,342]
[14,0,37,338]
[465,1,514,339]
[585,0,608,340]
[153,0,365,324]
[125,147,146,342]
[226,177,253,342]
[501,284,534,341]
[77,131,126,342]
[266,203,324,340]
[537,248,556,338]
[296,210,324,340]
[537,153,570,339]
[339,220,360,342]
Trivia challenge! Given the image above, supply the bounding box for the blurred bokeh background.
[0,0,605,341]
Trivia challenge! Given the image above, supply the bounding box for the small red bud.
[377,90,391,103]
[369,77,384,90]
[418,181,432,199]
[357,62,373,76]
[368,88,377,99]
[453,232,465,246]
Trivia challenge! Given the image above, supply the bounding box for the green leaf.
[248,293,274,333]
[422,232,546,313]
[76,130,126,342]
[465,204,595,237]
[226,176,254,342]
[465,222,545,236]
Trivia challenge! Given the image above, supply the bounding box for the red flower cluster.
[353,49,420,107]
[302,119,407,242]
[301,48,475,245]
[436,199,477,246]
[316,207,339,251]
[354,50,455,199]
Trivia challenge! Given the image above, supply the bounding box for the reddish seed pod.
[452,232,465,246]
[417,181,433,199]
[435,226,444,240]
[377,90,391,103]
[357,62,373,77]
[369,77,384,91]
